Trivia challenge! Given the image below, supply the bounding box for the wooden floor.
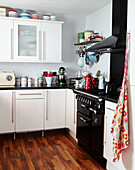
[0,130,105,170]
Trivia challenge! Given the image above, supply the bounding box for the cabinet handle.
[19,93,42,96]
[74,95,76,124]
[80,117,87,123]
[46,91,48,120]
[43,31,46,61]
[104,116,107,144]
[39,31,41,60]
[11,28,13,60]
[107,107,115,112]
[12,91,14,123]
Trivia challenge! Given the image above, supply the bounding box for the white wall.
[0,14,85,80]
[84,3,112,81]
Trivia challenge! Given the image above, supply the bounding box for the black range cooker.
[74,89,107,169]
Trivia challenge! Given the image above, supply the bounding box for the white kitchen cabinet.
[0,18,13,61]
[66,89,77,136]
[42,22,63,62]
[16,90,44,132]
[45,89,65,130]
[14,20,41,61]
[0,90,14,133]
[104,100,126,170]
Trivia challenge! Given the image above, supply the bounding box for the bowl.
[20,11,30,18]
[32,14,39,19]
[50,15,56,21]
[9,10,17,17]
[43,15,50,20]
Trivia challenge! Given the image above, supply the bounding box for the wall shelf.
[74,40,101,46]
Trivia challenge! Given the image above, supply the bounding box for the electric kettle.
[98,75,105,90]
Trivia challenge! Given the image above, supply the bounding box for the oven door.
[77,111,92,153]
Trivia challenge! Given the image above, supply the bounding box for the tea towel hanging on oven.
[111,33,129,162]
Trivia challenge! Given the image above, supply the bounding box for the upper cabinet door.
[0,18,13,61]
[42,22,63,62]
[14,20,41,61]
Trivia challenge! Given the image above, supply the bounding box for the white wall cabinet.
[0,90,14,133]
[15,90,45,132]
[14,20,41,61]
[66,89,77,136]
[0,17,63,63]
[104,100,126,170]
[45,89,65,130]
[0,18,13,61]
[42,22,62,62]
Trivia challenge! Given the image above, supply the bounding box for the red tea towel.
[111,33,129,162]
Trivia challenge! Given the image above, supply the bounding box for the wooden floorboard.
[0,131,105,170]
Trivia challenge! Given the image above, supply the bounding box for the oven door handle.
[89,108,97,114]
[79,117,91,123]
[81,104,86,108]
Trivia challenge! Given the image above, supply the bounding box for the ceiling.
[0,0,111,16]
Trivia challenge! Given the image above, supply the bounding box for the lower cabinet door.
[16,99,44,132]
[0,90,14,133]
[45,89,65,130]
[66,89,76,134]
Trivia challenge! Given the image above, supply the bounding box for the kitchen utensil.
[84,74,91,90]
[78,32,84,43]
[15,77,21,86]
[91,77,98,89]
[8,10,17,17]
[50,15,56,20]
[21,76,28,87]
[98,75,105,90]
[77,57,84,67]
[28,78,32,87]
[43,15,50,20]
[20,11,30,18]
[57,67,67,86]
[84,30,94,41]
[94,35,103,41]
[32,14,39,19]
[75,77,82,89]
[0,8,6,16]
[45,77,52,85]
[0,70,15,86]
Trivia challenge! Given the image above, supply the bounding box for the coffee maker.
[57,67,67,86]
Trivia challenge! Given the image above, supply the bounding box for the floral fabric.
[111,33,129,162]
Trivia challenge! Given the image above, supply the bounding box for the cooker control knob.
[85,99,87,103]
[98,98,103,102]
[94,118,98,124]
[81,97,83,102]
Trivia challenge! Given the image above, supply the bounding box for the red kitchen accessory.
[48,72,53,77]
[91,77,98,89]
[84,74,91,90]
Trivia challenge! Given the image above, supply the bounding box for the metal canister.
[28,78,32,87]
[21,76,28,87]
[15,77,21,86]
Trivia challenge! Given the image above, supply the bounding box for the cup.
[45,77,52,85]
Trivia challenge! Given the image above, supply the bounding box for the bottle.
[84,74,91,90]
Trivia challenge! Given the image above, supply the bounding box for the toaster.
[0,71,15,86]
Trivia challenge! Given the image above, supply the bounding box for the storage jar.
[21,77,28,87]
[84,30,94,41]
[78,32,84,43]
